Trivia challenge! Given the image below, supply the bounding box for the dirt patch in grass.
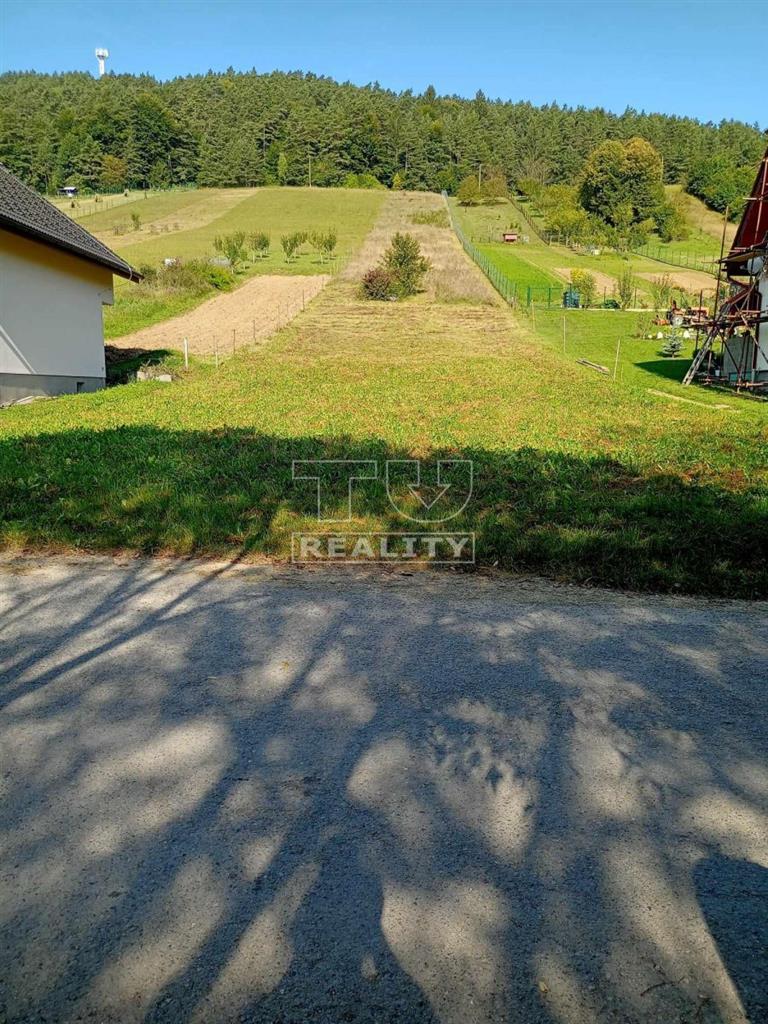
[637,269,718,292]
[110,274,329,355]
[93,189,257,247]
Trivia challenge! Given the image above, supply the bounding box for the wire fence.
[626,243,718,275]
[444,192,576,309]
[444,192,520,306]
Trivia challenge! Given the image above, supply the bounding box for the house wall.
[0,228,113,404]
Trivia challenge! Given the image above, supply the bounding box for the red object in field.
[730,146,768,258]
[502,231,518,243]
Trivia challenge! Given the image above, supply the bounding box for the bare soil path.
[110,274,330,355]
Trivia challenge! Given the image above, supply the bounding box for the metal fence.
[626,243,718,275]
[444,193,569,309]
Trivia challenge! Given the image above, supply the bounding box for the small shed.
[502,231,519,244]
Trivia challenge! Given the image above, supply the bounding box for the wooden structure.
[502,231,518,243]
[684,146,768,392]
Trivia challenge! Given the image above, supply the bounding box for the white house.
[0,165,140,405]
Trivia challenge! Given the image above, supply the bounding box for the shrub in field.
[410,209,449,227]
[617,268,635,309]
[281,232,305,262]
[161,259,234,293]
[360,266,396,300]
[250,232,270,259]
[343,172,385,190]
[381,233,431,297]
[130,212,141,231]
[213,232,247,269]
[634,311,654,337]
[649,274,673,310]
[309,227,338,262]
[570,269,597,308]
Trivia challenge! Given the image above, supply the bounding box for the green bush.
[570,269,597,308]
[280,231,306,261]
[410,209,449,227]
[343,172,386,190]
[381,232,431,297]
[250,231,270,259]
[213,232,247,268]
[457,176,481,206]
[617,268,635,309]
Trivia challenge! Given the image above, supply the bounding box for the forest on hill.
[1,68,764,212]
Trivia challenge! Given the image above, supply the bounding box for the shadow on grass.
[1,427,766,596]
[105,346,175,385]
[635,358,690,383]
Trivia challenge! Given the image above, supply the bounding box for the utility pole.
[308,152,312,188]
[478,164,483,188]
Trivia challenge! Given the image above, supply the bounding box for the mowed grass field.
[100,187,385,337]
[1,191,766,596]
[113,187,385,271]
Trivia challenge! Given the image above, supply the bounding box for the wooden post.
[713,204,729,319]
[613,338,621,382]
[183,337,189,370]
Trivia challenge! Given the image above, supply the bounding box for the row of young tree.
[1,68,764,204]
[212,228,338,266]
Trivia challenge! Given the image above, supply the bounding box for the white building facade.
[0,165,139,405]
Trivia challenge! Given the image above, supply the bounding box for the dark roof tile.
[0,165,141,281]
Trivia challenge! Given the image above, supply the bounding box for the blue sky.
[1,0,766,127]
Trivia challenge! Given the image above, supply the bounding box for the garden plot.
[637,269,718,293]
[110,273,329,355]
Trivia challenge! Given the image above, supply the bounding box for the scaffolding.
[683,146,768,394]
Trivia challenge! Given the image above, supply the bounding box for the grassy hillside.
[1,193,766,596]
[99,187,385,338]
[113,187,385,272]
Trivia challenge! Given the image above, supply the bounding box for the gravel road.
[1,556,766,1024]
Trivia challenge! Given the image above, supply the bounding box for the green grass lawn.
[534,309,721,395]
[1,232,766,597]
[114,187,385,273]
